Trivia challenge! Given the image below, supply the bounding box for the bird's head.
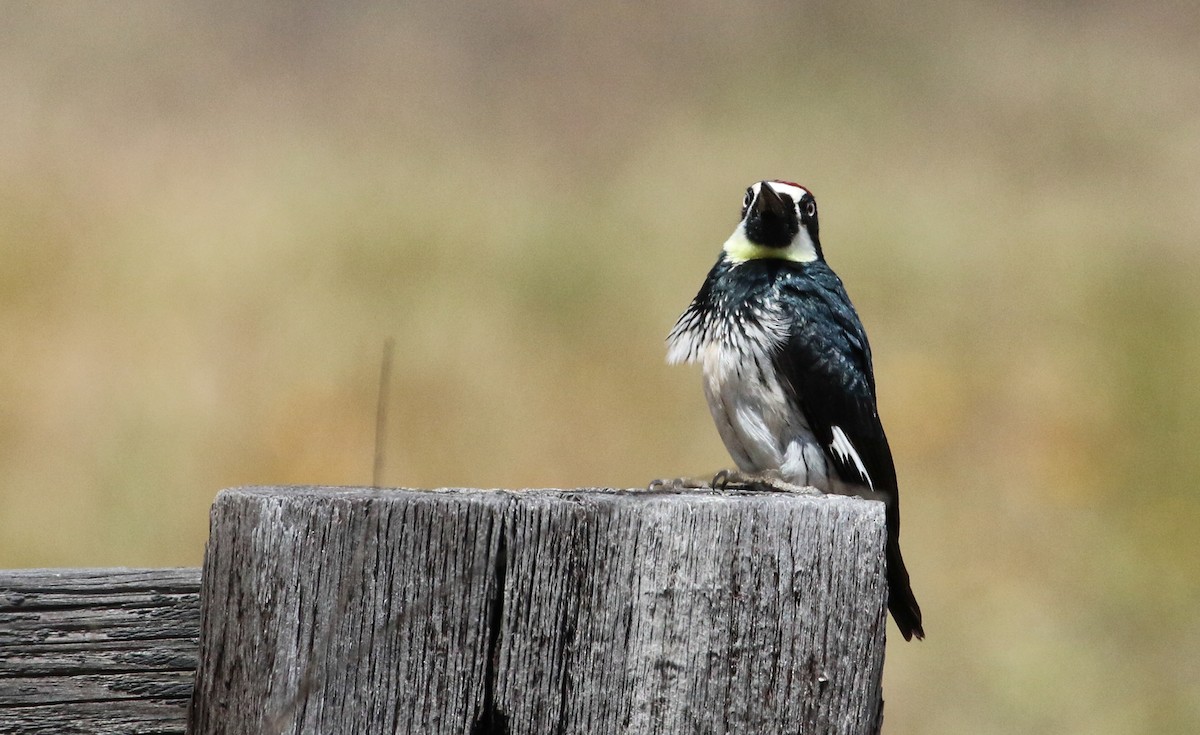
[723,180,821,264]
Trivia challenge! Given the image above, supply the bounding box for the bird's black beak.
[753,180,790,220]
[745,181,799,247]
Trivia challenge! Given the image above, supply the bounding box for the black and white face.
[725,180,821,263]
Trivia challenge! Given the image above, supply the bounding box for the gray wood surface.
[0,567,201,734]
[189,486,888,735]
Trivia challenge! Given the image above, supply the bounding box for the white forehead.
[751,180,810,203]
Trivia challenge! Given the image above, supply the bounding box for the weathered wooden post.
[0,568,201,733]
[186,486,888,734]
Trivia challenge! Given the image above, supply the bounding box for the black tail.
[886,538,924,641]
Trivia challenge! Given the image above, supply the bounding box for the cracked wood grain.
[188,487,887,734]
[0,567,201,734]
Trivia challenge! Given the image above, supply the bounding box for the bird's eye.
[805,200,816,218]
[741,189,753,216]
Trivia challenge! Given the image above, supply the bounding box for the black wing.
[774,263,924,640]
[771,264,897,495]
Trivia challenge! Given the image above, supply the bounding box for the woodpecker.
[666,180,924,641]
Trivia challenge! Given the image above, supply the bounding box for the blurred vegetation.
[1,1,1198,731]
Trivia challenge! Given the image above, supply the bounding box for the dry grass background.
[1,2,1198,732]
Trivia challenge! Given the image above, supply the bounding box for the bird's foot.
[712,469,823,495]
[646,475,714,493]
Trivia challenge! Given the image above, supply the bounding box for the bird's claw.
[647,472,820,496]
[758,477,822,495]
[711,469,822,495]
[646,476,713,493]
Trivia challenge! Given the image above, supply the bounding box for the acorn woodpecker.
[665,180,924,641]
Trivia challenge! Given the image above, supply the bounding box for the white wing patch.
[829,425,873,490]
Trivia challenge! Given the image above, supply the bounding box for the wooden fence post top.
[209,483,887,516]
[190,485,889,735]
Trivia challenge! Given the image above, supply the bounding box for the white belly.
[699,343,835,489]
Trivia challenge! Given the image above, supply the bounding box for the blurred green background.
[1,2,1197,732]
